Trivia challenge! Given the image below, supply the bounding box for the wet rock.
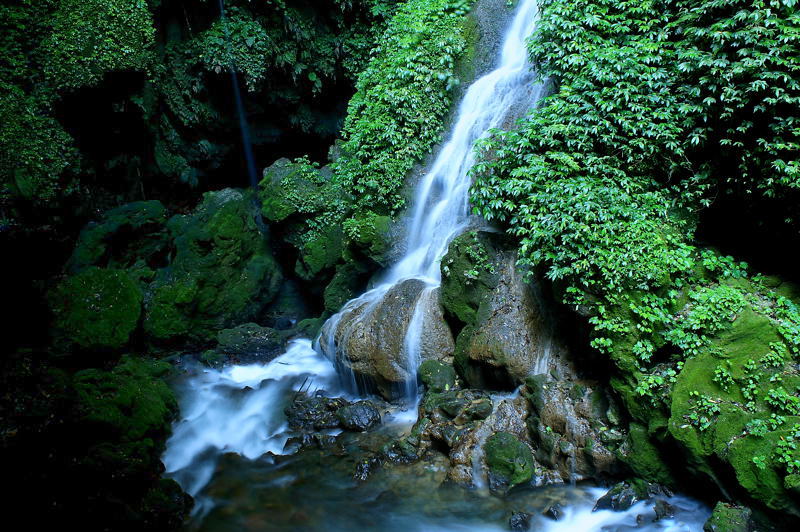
[654,499,676,521]
[485,432,535,491]
[524,373,621,484]
[418,360,457,393]
[286,392,349,430]
[336,401,381,432]
[216,323,284,361]
[442,232,555,389]
[353,456,383,482]
[321,279,454,399]
[703,502,753,532]
[543,503,562,521]
[593,480,665,512]
[509,511,532,531]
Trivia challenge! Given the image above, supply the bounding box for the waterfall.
[319,0,545,401]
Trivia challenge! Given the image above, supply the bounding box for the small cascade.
[319,0,545,402]
[162,340,343,503]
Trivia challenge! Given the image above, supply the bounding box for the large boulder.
[50,267,143,351]
[66,200,169,275]
[484,431,535,491]
[143,189,282,345]
[524,374,622,483]
[320,278,455,399]
[441,231,557,389]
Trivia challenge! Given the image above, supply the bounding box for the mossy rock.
[50,267,143,351]
[323,261,369,313]
[418,360,456,393]
[143,189,282,345]
[66,200,169,274]
[703,502,753,532]
[621,423,675,486]
[484,431,534,490]
[343,211,392,265]
[295,224,344,280]
[667,298,800,514]
[439,231,507,327]
[73,356,175,442]
[216,323,284,359]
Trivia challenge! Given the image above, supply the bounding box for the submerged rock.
[509,511,532,531]
[593,480,668,512]
[543,503,563,521]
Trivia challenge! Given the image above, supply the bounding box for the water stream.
[319,0,545,403]
[162,1,712,529]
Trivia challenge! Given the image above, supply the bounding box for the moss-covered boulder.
[50,267,143,351]
[418,360,457,393]
[216,323,284,361]
[440,231,507,327]
[143,189,282,345]
[703,502,753,532]
[484,431,535,491]
[443,231,556,389]
[71,356,192,524]
[66,200,169,275]
[343,211,392,266]
[609,276,800,518]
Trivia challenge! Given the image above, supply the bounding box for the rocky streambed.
[162,338,712,531]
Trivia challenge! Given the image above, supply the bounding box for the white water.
[162,339,344,501]
[320,0,545,401]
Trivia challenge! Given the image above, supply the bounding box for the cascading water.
[319,0,546,402]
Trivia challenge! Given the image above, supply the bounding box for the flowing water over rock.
[319,0,546,402]
[162,1,713,529]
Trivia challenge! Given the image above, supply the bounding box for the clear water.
[163,342,710,530]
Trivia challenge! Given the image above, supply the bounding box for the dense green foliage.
[335,0,476,213]
[0,0,397,223]
[472,0,800,514]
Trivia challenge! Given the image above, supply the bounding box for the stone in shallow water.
[543,503,562,521]
[336,401,381,432]
[285,392,348,430]
[508,511,532,531]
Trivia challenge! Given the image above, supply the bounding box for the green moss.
[296,224,344,280]
[50,267,143,350]
[703,502,752,532]
[73,356,175,441]
[343,211,392,265]
[440,231,503,326]
[143,189,282,345]
[484,431,534,489]
[621,423,675,486]
[323,261,367,313]
[66,200,169,274]
[418,360,456,393]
